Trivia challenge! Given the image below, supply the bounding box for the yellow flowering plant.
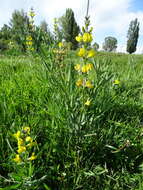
[74,13,96,92]
[8,126,39,188]
[13,126,37,164]
[74,11,96,107]
[26,8,36,53]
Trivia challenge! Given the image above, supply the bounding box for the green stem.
[86,0,90,18]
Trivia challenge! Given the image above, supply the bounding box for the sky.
[0,0,143,53]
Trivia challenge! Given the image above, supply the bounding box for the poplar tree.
[59,8,80,49]
[126,18,139,54]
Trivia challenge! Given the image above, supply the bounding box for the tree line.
[0,8,140,54]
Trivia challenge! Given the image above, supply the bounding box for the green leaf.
[43,183,51,190]
[0,183,22,190]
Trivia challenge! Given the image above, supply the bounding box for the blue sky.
[131,0,143,11]
[0,0,143,53]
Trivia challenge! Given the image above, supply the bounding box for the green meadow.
[1,52,143,189]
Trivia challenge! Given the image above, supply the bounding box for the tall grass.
[0,52,143,189]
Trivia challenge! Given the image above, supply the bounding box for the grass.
[0,51,143,190]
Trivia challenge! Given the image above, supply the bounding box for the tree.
[0,24,12,52]
[0,24,12,40]
[92,42,99,51]
[59,8,80,49]
[126,18,139,54]
[103,37,117,52]
[40,20,48,33]
[10,9,29,52]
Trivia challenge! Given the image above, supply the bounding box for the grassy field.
[1,51,143,190]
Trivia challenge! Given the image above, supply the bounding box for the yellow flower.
[58,42,64,48]
[76,79,83,87]
[87,49,96,58]
[22,126,30,134]
[13,154,22,163]
[27,47,34,51]
[26,36,32,41]
[113,80,120,85]
[25,136,32,142]
[85,80,93,88]
[74,64,81,71]
[26,41,33,46]
[83,33,93,43]
[17,146,26,154]
[27,141,36,148]
[81,64,93,73]
[86,63,93,71]
[13,131,21,139]
[29,11,35,17]
[75,35,83,42]
[77,48,86,57]
[85,99,91,106]
[17,138,24,146]
[81,65,88,73]
[30,47,34,51]
[28,152,37,161]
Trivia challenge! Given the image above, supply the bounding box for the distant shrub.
[0,39,8,51]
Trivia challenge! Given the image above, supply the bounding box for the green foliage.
[10,9,30,52]
[39,21,54,46]
[126,18,139,54]
[59,8,80,49]
[0,24,12,40]
[103,36,118,52]
[29,26,53,52]
[0,39,8,51]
